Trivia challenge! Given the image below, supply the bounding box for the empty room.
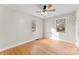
[0,4,79,55]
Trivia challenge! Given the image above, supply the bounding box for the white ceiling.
[1,4,79,18]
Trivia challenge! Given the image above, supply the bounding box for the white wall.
[0,5,43,50]
[0,5,76,50]
[75,10,79,48]
[44,12,76,43]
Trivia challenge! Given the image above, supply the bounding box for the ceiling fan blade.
[48,4,52,9]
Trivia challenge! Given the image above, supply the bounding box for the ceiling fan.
[36,4,56,15]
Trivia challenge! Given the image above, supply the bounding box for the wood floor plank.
[0,39,79,55]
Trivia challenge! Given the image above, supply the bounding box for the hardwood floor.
[0,39,79,55]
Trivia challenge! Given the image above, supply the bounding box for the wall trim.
[45,37,76,44]
[0,37,42,52]
[0,37,78,52]
[45,38,79,49]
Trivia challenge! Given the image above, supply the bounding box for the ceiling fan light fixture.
[41,11,48,16]
[37,4,55,16]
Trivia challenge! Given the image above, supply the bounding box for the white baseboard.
[45,37,76,44]
[0,37,78,52]
[45,37,79,49]
[0,38,40,52]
